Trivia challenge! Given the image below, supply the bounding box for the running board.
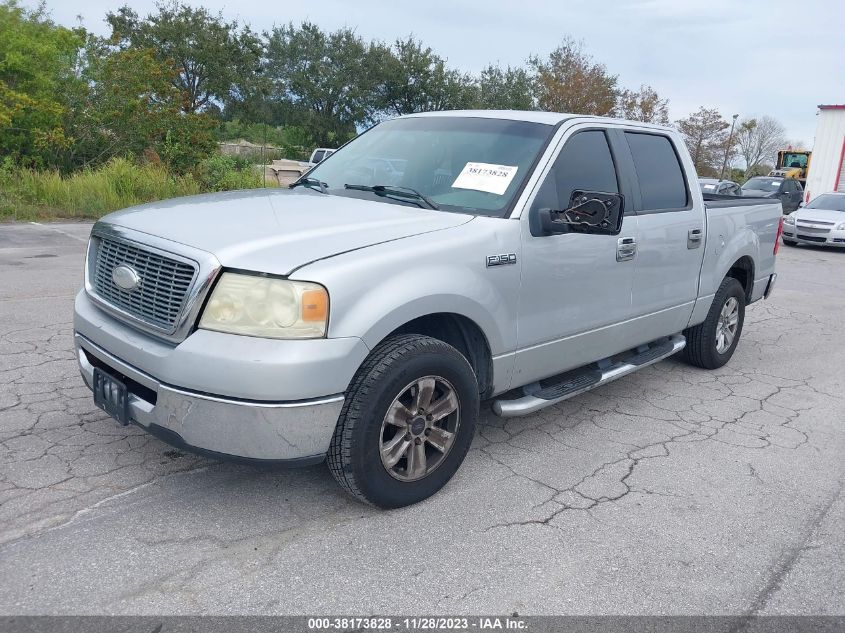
[492,334,686,418]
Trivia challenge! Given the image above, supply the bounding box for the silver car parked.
[782,192,845,248]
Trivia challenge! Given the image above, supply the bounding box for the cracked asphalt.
[0,221,843,615]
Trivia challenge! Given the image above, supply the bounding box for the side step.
[492,334,686,418]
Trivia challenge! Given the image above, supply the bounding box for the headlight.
[836,222,845,230]
[199,273,328,339]
[784,214,796,224]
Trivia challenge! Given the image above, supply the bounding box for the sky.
[27,0,845,146]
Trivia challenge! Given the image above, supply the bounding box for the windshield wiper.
[290,177,328,194]
[344,184,439,210]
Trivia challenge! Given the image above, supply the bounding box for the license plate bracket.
[93,367,130,426]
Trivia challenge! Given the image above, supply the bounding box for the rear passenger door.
[620,130,706,338]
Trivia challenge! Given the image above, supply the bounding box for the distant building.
[804,104,845,202]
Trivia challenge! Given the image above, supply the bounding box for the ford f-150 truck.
[74,111,783,508]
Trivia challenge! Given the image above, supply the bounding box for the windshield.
[781,152,808,169]
[305,116,554,216]
[742,177,782,191]
[806,194,845,212]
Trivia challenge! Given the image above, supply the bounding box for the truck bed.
[697,195,782,309]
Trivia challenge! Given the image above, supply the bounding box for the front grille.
[795,224,830,235]
[800,218,835,226]
[92,237,197,331]
[796,234,827,243]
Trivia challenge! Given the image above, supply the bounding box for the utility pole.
[720,113,739,180]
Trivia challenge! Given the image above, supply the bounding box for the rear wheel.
[682,277,746,369]
[327,334,479,508]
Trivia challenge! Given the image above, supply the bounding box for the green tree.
[530,38,618,115]
[265,22,383,146]
[375,36,477,116]
[616,84,670,124]
[0,0,85,167]
[476,64,534,110]
[675,107,730,176]
[66,45,215,171]
[106,1,262,114]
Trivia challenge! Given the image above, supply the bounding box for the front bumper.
[73,289,370,461]
[782,227,845,247]
[76,334,344,462]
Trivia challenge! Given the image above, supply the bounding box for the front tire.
[782,238,798,246]
[682,277,746,369]
[327,334,479,508]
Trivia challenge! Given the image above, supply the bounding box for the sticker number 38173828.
[451,162,518,196]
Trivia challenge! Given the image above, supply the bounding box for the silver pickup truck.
[74,111,783,508]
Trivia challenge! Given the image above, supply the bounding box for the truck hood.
[102,189,473,275]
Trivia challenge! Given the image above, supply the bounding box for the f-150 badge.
[486,253,517,267]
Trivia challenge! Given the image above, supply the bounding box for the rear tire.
[682,277,746,370]
[327,334,479,508]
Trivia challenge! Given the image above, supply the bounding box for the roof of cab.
[401,109,572,125]
[400,109,675,132]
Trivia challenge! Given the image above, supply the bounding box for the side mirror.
[539,190,625,236]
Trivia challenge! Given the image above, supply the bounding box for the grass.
[0,155,269,222]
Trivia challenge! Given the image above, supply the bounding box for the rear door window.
[625,132,689,212]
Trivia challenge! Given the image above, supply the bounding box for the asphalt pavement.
[0,221,842,615]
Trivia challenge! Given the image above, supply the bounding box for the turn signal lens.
[301,288,329,322]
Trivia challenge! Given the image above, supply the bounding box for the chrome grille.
[801,218,835,225]
[795,222,831,235]
[92,237,197,331]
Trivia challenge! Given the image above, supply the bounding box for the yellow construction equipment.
[769,149,812,185]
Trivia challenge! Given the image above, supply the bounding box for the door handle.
[616,236,637,262]
[687,228,703,249]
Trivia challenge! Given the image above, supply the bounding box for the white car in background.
[307,147,335,167]
[699,178,741,196]
[782,192,845,248]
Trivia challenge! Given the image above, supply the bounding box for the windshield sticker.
[452,163,518,196]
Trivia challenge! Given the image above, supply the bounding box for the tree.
[0,0,85,167]
[616,84,670,124]
[375,36,477,116]
[265,22,384,146]
[735,116,786,176]
[105,1,262,114]
[675,107,729,176]
[784,139,808,151]
[66,44,215,171]
[529,38,618,115]
[476,64,534,110]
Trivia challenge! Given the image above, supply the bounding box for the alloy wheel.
[716,296,739,353]
[379,376,460,482]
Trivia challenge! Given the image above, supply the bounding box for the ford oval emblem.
[112,264,141,291]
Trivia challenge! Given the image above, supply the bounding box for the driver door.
[513,128,638,387]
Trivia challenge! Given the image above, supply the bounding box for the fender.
[292,218,523,369]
